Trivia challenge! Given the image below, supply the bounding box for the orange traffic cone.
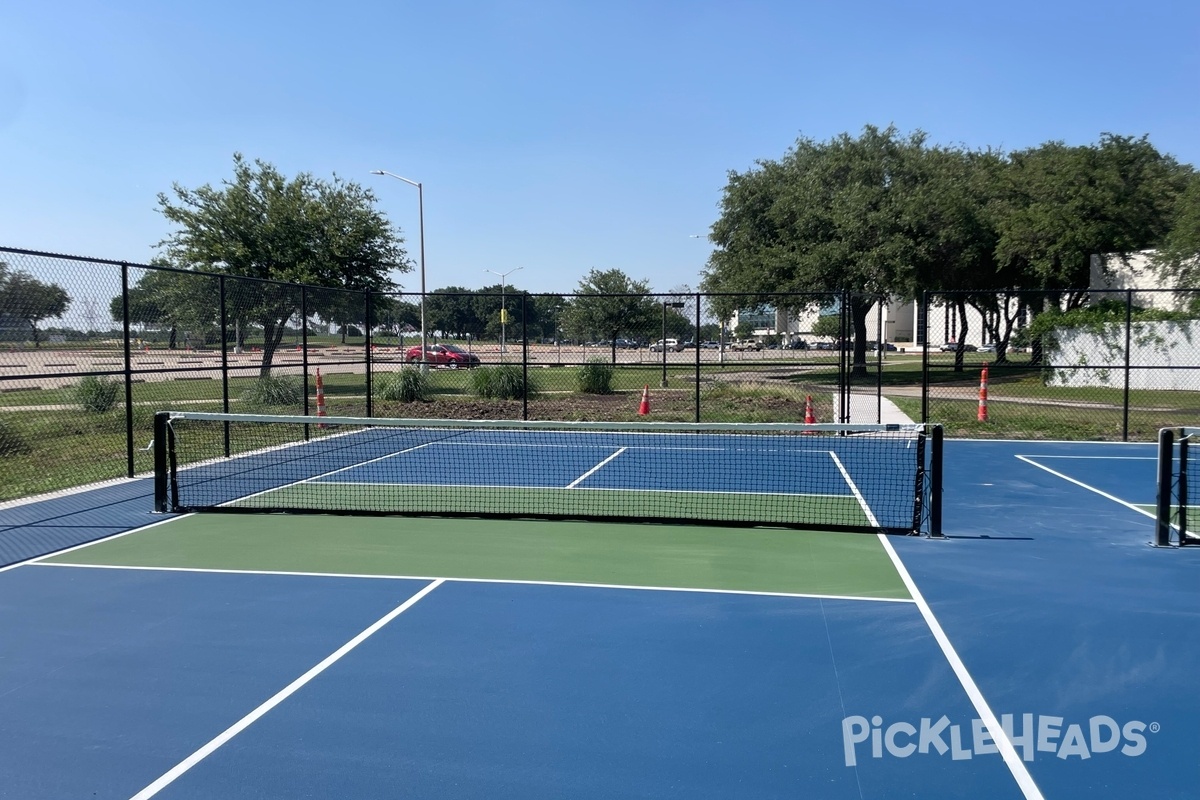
[316,368,328,428]
[805,395,816,424]
[978,363,989,422]
[638,385,650,416]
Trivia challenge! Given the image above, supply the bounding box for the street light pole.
[484,267,523,361]
[370,170,427,371]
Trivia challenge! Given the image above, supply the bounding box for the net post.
[1155,427,1174,546]
[153,412,169,513]
[929,424,943,538]
[1179,434,1189,545]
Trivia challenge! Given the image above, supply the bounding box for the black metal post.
[661,301,668,388]
[301,286,310,440]
[876,297,883,424]
[1179,435,1189,545]
[521,294,529,421]
[694,293,701,423]
[364,290,373,418]
[120,263,134,477]
[1122,290,1132,442]
[153,411,169,512]
[219,276,230,457]
[1156,427,1174,546]
[929,424,943,538]
[921,291,930,424]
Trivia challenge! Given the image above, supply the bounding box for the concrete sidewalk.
[833,391,915,425]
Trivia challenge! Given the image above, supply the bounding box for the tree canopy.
[702,126,1194,368]
[561,269,660,358]
[156,154,409,373]
[0,262,71,347]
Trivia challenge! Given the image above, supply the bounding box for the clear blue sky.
[2,0,1197,295]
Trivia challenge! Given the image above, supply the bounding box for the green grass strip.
[47,514,911,599]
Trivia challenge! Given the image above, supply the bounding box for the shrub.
[240,374,303,409]
[73,376,121,414]
[576,359,614,394]
[470,364,537,400]
[375,368,429,402]
[0,417,29,456]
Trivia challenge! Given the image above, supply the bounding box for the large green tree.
[561,269,659,360]
[1152,171,1200,292]
[703,125,928,374]
[156,153,408,375]
[993,135,1185,303]
[0,263,71,347]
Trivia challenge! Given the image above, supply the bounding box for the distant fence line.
[2,246,1199,499]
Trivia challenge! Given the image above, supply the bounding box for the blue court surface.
[1,437,1198,799]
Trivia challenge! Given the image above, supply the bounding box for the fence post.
[301,286,310,438]
[521,294,529,421]
[694,292,701,423]
[219,276,230,457]
[921,291,930,425]
[840,290,849,422]
[365,290,373,418]
[121,263,134,477]
[875,296,883,424]
[1123,289,1132,442]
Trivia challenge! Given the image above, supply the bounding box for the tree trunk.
[258,320,288,377]
[850,296,873,378]
[28,321,40,348]
[953,300,970,372]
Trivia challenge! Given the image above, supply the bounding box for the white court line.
[566,447,627,488]
[1015,455,1156,521]
[36,562,914,604]
[0,514,193,574]
[223,442,436,506]
[1026,455,1154,461]
[877,535,1045,800]
[129,578,444,800]
[283,481,849,500]
[829,452,879,527]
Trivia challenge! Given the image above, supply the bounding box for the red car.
[404,343,481,368]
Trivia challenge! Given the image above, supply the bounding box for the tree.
[0,265,71,347]
[1152,171,1200,291]
[156,153,409,375]
[703,125,929,375]
[810,315,841,339]
[111,266,218,348]
[561,269,659,360]
[993,135,1184,301]
[426,287,486,340]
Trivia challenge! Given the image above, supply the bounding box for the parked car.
[812,341,833,350]
[405,343,481,368]
[649,338,682,352]
[730,340,761,352]
[614,338,639,349]
[939,341,977,352]
[977,343,997,353]
[700,340,720,349]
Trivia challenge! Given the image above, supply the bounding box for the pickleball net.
[1155,426,1200,546]
[153,411,942,535]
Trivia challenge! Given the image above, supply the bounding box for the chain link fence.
[2,246,1198,501]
